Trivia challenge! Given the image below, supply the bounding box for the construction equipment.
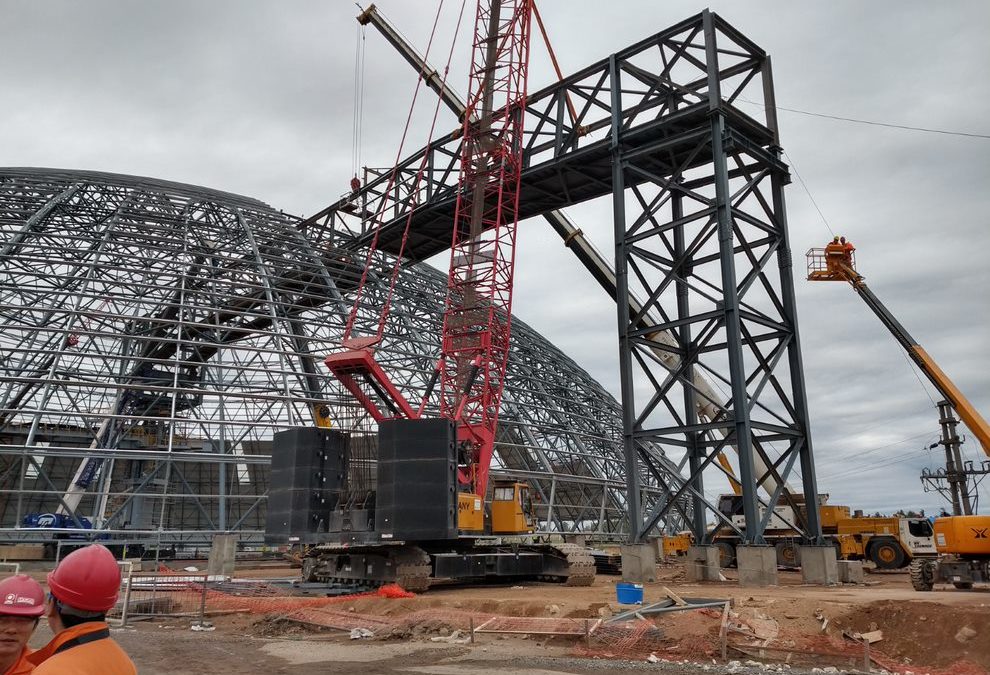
[266,1,595,591]
[806,239,990,456]
[708,494,933,569]
[807,238,990,589]
[910,515,990,590]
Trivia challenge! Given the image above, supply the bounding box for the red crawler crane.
[325,0,532,504]
[274,1,594,590]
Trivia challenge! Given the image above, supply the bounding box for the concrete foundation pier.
[620,543,657,583]
[206,534,237,577]
[649,536,663,561]
[800,545,838,585]
[837,559,864,584]
[736,545,777,587]
[563,533,587,548]
[684,545,721,582]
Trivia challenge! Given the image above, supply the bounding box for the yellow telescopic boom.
[807,242,990,456]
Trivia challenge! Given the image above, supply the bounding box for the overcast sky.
[2,0,988,516]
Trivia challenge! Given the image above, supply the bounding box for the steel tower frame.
[611,12,822,544]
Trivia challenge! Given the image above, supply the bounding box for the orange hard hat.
[0,575,45,617]
[47,544,120,612]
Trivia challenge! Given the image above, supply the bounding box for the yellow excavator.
[808,237,990,590]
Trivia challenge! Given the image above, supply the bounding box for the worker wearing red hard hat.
[0,574,45,674]
[26,545,135,674]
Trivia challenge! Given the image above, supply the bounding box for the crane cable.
[351,21,367,186]
[531,2,579,130]
[343,0,458,342]
[375,0,470,341]
[781,149,834,238]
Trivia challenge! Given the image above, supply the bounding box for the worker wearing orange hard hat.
[824,235,844,274]
[840,235,856,268]
[0,574,45,674]
[26,545,135,674]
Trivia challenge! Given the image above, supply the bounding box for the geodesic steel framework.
[0,167,686,546]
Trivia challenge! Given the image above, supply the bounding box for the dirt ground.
[23,561,990,674]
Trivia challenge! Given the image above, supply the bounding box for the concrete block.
[837,559,864,584]
[736,545,777,587]
[620,543,657,583]
[206,534,237,577]
[684,545,721,582]
[122,557,145,573]
[800,545,838,585]
[563,534,587,548]
[0,545,45,561]
[648,536,663,561]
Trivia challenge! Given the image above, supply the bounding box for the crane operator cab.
[807,236,857,282]
[491,481,535,535]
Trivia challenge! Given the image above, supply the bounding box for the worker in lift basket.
[824,235,845,274]
[0,574,45,674]
[840,235,856,269]
[26,545,135,674]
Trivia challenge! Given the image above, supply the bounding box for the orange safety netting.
[574,620,668,659]
[114,565,415,618]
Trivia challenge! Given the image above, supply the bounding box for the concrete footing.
[563,534,587,548]
[837,559,864,584]
[800,545,838,585]
[684,545,721,582]
[620,543,657,583]
[649,536,663,561]
[736,545,777,587]
[207,534,237,577]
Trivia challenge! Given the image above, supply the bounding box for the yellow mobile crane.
[808,238,990,590]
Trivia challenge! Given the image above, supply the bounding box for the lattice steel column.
[612,10,823,544]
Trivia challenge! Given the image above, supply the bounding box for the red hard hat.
[47,544,120,612]
[0,574,45,617]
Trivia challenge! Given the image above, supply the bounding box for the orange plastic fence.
[113,564,416,618]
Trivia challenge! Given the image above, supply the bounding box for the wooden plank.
[719,601,731,661]
[0,545,45,561]
[662,586,688,606]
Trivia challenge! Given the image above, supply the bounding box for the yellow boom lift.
[807,237,990,590]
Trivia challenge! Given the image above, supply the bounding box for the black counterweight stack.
[265,428,348,541]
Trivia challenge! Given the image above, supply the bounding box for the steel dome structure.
[0,167,687,547]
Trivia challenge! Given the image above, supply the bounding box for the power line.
[773,104,990,141]
[819,432,937,482]
[737,98,990,140]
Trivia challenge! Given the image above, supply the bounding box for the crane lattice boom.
[440,0,532,497]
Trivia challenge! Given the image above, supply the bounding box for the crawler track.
[302,541,597,591]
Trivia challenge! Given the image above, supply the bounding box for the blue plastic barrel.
[615,582,644,604]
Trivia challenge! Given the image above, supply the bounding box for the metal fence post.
[195,573,208,627]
